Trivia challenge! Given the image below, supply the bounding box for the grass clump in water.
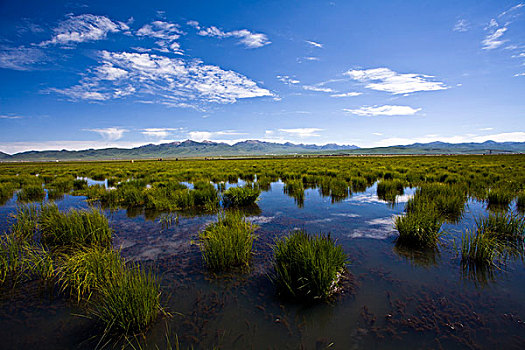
[17,184,45,202]
[486,187,514,209]
[90,264,162,335]
[39,203,112,249]
[58,246,124,302]
[460,211,525,284]
[272,230,347,302]
[222,185,261,207]
[395,200,443,248]
[198,211,257,271]
[10,204,39,241]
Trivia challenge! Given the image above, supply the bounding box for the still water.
[0,180,524,349]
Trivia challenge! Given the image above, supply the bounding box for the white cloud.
[0,115,23,119]
[0,46,47,71]
[40,14,126,46]
[302,56,320,61]
[344,105,421,117]
[276,75,300,85]
[191,22,271,48]
[141,128,182,138]
[499,3,524,18]
[188,130,245,141]
[86,127,128,141]
[514,72,525,77]
[330,92,362,98]
[453,19,469,32]
[278,128,323,137]
[136,21,184,54]
[305,40,323,48]
[302,85,334,93]
[372,132,383,136]
[482,27,508,50]
[344,67,448,94]
[479,127,494,131]
[50,51,273,105]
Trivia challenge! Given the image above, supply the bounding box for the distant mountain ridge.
[0,140,523,161]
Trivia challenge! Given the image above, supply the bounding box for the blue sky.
[0,0,524,153]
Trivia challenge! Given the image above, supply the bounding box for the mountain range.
[0,140,523,161]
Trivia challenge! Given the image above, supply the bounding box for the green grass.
[39,203,112,249]
[222,185,261,207]
[460,211,525,274]
[272,230,347,302]
[377,180,404,203]
[0,233,30,285]
[395,201,443,248]
[90,264,163,335]
[284,180,305,208]
[58,246,124,302]
[10,204,39,241]
[17,184,45,202]
[487,187,514,208]
[198,211,257,271]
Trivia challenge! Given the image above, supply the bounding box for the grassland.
[1,154,524,342]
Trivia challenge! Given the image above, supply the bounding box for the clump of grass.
[284,180,305,208]
[73,179,88,190]
[487,187,513,209]
[0,233,30,285]
[198,211,257,271]
[0,183,15,205]
[222,185,261,207]
[407,184,466,222]
[10,204,39,241]
[39,203,112,249]
[90,264,162,335]
[58,246,124,302]
[460,211,525,279]
[272,230,347,302]
[395,201,443,248]
[17,184,45,202]
[377,180,404,203]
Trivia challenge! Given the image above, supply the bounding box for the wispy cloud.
[0,46,47,71]
[344,67,448,94]
[0,115,24,119]
[188,21,270,48]
[141,128,182,138]
[453,19,469,32]
[499,3,524,18]
[482,27,508,50]
[330,92,362,98]
[86,127,128,141]
[40,14,127,47]
[344,105,421,117]
[302,85,334,93]
[305,40,323,48]
[276,75,300,85]
[136,21,183,54]
[50,51,273,106]
[278,128,323,137]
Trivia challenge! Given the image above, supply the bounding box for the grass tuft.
[272,230,347,302]
[198,211,257,271]
[222,185,261,207]
[395,201,443,248]
[39,203,112,249]
[90,264,162,335]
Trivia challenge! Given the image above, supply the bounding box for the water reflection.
[393,242,441,267]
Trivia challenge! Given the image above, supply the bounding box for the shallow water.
[0,181,524,349]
